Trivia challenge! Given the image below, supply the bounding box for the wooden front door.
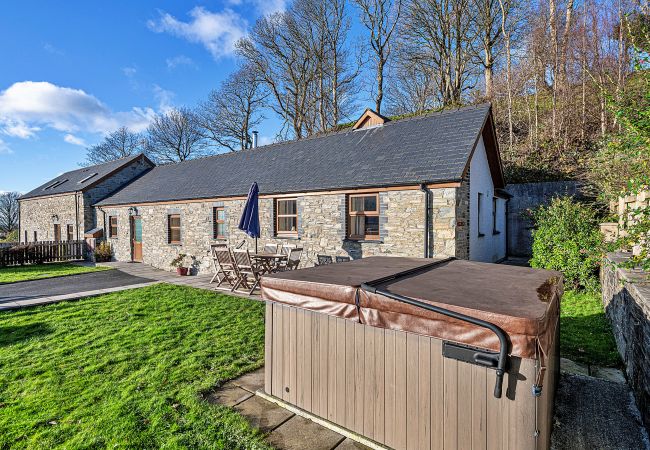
[53,224,61,242]
[131,216,143,262]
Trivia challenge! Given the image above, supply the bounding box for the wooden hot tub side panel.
[264,302,554,450]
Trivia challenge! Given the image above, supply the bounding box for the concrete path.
[551,373,650,449]
[0,270,155,310]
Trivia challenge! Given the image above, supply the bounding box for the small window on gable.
[67,224,74,241]
[213,207,225,239]
[275,198,298,237]
[347,194,380,240]
[168,214,181,244]
[109,216,118,238]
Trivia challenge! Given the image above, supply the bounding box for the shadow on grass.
[0,323,53,347]
[560,289,621,368]
[560,312,621,368]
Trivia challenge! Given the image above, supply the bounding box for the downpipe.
[420,183,430,258]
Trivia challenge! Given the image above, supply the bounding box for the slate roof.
[20,154,148,200]
[96,104,497,206]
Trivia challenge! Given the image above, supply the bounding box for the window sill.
[274,235,301,240]
[168,243,182,247]
[344,238,384,244]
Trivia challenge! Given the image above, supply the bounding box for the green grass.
[0,262,111,284]
[0,284,270,449]
[560,290,620,367]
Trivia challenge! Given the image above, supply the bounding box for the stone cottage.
[20,104,510,273]
[18,154,154,243]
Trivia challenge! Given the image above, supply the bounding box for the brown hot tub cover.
[261,257,562,385]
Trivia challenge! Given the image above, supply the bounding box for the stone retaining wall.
[96,186,466,273]
[602,253,650,431]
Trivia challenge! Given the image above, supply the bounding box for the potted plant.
[171,253,189,276]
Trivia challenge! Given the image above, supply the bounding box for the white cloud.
[2,120,40,138]
[0,139,13,154]
[0,81,156,139]
[253,0,286,16]
[43,42,64,56]
[166,55,196,69]
[258,135,275,146]
[63,134,86,146]
[152,85,175,112]
[122,66,137,77]
[147,7,247,59]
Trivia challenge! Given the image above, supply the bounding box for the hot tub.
[260,257,562,450]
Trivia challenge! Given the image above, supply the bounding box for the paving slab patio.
[208,363,648,450]
[266,415,346,450]
[96,261,261,301]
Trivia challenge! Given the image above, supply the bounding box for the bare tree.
[355,0,402,114]
[319,0,360,127]
[498,0,514,151]
[197,66,266,152]
[84,127,145,165]
[238,0,358,137]
[401,0,476,106]
[0,192,19,235]
[472,0,503,99]
[386,59,439,115]
[145,108,207,163]
[237,10,317,139]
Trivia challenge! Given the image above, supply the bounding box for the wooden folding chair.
[283,247,303,271]
[263,243,280,254]
[230,249,264,295]
[210,246,238,290]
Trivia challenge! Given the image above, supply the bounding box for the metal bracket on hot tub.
[360,280,510,399]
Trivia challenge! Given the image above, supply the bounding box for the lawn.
[0,262,111,284]
[0,284,270,449]
[560,289,620,367]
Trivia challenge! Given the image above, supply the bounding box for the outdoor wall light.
[128,207,138,216]
[51,214,59,222]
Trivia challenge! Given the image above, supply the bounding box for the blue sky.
[1,0,368,193]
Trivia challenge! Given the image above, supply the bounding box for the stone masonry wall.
[97,187,464,274]
[83,157,153,231]
[18,157,153,244]
[19,193,84,242]
[602,253,650,431]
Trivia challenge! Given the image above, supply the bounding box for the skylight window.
[43,179,68,190]
[78,173,98,184]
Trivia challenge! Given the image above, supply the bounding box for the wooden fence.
[0,240,85,267]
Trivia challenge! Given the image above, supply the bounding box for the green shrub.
[94,241,112,262]
[530,197,603,291]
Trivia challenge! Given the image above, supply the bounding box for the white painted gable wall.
[469,136,507,262]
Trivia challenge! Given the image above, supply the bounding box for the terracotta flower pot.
[177,267,188,276]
